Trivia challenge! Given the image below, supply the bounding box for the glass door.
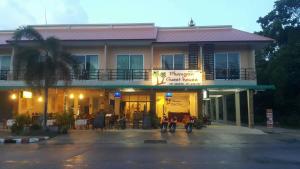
[117,55,129,80]
[215,53,227,79]
[130,55,143,79]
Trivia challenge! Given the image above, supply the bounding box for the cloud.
[0,0,88,30]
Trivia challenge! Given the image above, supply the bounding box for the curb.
[0,136,49,144]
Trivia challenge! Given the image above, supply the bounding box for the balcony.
[0,68,256,81]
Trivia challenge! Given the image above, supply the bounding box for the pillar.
[89,96,93,114]
[150,91,156,115]
[222,96,227,123]
[205,100,208,116]
[235,92,241,126]
[215,97,219,121]
[197,91,203,120]
[247,90,254,128]
[74,97,79,116]
[114,98,120,116]
[209,99,214,120]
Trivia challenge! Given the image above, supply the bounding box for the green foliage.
[30,123,42,131]
[56,112,74,134]
[256,0,300,127]
[151,115,161,129]
[11,114,31,134]
[12,26,76,129]
[194,118,204,129]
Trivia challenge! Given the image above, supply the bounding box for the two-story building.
[0,23,273,128]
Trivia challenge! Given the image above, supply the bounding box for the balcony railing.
[0,68,256,81]
[206,68,256,80]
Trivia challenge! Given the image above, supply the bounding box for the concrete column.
[205,100,208,116]
[222,96,227,123]
[103,44,107,69]
[209,99,214,120]
[74,97,79,116]
[150,91,156,115]
[114,98,120,116]
[197,91,203,120]
[247,90,254,128]
[89,97,93,114]
[235,92,241,126]
[215,97,219,121]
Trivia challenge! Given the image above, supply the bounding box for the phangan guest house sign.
[152,70,202,85]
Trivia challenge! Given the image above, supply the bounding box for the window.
[0,56,11,70]
[0,56,11,80]
[161,54,185,70]
[214,52,240,79]
[73,55,99,79]
[117,54,143,79]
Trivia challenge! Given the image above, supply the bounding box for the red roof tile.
[156,27,273,42]
[0,24,273,45]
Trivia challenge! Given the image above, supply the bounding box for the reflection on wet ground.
[1,124,300,169]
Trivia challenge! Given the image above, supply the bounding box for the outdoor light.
[22,91,32,99]
[37,96,43,102]
[203,89,208,99]
[114,91,121,98]
[69,93,74,99]
[79,94,84,100]
[121,88,135,92]
[10,94,17,100]
[165,92,173,99]
[165,92,172,104]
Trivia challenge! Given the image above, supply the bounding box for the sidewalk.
[255,125,300,136]
[0,129,50,144]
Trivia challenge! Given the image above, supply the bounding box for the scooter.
[161,122,168,133]
[185,118,195,133]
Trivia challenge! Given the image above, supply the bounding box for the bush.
[56,112,73,134]
[11,114,31,135]
[149,113,160,129]
[30,123,42,131]
[194,118,204,129]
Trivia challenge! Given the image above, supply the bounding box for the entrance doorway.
[121,95,150,123]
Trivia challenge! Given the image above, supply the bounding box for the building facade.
[0,23,273,127]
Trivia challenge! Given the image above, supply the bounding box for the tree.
[256,0,300,127]
[12,26,76,129]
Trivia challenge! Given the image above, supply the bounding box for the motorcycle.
[169,118,177,133]
[185,118,195,133]
[161,122,168,133]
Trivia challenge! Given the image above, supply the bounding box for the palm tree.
[12,26,76,129]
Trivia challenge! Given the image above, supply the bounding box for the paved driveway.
[1,124,300,169]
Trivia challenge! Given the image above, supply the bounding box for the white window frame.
[160,53,186,70]
[214,52,241,80]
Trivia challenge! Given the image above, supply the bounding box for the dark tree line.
[255,0,300,127]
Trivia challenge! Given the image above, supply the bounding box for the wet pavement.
[1,124,300,169]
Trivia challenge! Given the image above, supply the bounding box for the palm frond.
[12,26,44,44]
[45,37,62,58]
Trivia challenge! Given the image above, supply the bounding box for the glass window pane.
[117,55,129,80]
[86,55,99,79]
[162,55,173,70]
[215,53,227,79]
[228,53,240,79]
[174,54,185,70]
[130,55,143,79]
[74,55,85,70]
[0,56,11,70]
[130,55,143,69]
